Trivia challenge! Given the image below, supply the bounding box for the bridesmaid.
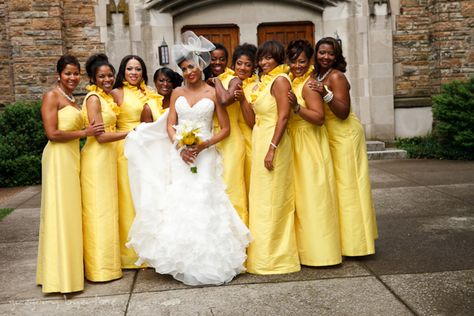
[232,43,258,198]
[246,41,300,274]
[310,37,378,256]
[208,44,248,225]
[37,54,104,293]
[153,67,183,109]
[286,40,341,266]
[111,55,162,268]
[81,54,128,282]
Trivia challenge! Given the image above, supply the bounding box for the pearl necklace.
[316,68,333,82]
[57,85,76,103]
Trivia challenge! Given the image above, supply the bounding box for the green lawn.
[0,208,14,220]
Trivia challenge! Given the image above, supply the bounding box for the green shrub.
[397,78,474,160]
[431,77,474,159]
[396,136,440,159]
[0,208,14,220]
[0,101,47,187]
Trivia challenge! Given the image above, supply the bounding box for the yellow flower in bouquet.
[174,120,205,173]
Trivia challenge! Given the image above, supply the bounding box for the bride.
[124,31,251,286]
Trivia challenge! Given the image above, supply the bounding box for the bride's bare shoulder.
[205,86,218,104]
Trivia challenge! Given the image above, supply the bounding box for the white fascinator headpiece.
[173,31,215,72]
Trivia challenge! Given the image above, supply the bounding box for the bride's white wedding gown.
[124,96,251,285]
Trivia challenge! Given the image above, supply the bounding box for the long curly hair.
[314,37,347,74]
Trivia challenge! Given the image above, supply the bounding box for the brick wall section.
[0,0,104,104]
[0,0,14,105]
[63,0,105,92]
[394,0,474,98]
[7,0,65,102]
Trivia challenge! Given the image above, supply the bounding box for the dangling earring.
[57,77,60,81]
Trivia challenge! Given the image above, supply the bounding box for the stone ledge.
[368,149,407,160]
[394,96,432,108]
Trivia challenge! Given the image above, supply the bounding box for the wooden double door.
[183,22,314,66]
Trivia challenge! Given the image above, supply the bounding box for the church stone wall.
[0,0,14,105]
[393,0,474,100]
[0,0,104,105]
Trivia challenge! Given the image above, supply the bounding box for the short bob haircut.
[231,43,257,69]
[153,67,183,89]
[286,40,314,62]
[314,37,347,73]
[256,40,285,66]
[113,55,148,89]
[57,54,80,74]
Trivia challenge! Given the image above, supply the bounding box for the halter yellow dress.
[238,75,258,197]
[36,105,84,293]
[288,68,341,266]
[81,85,122,281]
[247,65,300,274]
[215,68,248,225]
[324,95,378,256]
[116,81,162,268]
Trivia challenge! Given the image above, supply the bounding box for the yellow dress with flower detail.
[36,105,84,293]
[81,85,122,281]
[215,68,248,226]
[116,81,162,268]
[324,100,378,256]
[238,75,258,197]
[247,65,300,274]
[288,68,341,266]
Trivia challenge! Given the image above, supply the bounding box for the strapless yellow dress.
[247,65,300,274]
[288,69,341,266]
[324,102,378,256]
[81,85,122,281]
[36,105,84,293]
[215,68,248,225]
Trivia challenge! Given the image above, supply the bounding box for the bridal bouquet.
[174,120,205,173]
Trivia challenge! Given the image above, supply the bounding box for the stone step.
[366,140,385,151]
[368,148,407,160]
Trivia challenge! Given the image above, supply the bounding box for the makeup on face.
[95,65,115,93]
[289,51,310,78]
[234,55,254,80]
[125,59,143,86]
[210,49,227,76]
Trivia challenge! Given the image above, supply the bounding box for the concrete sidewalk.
[0,159,473,315]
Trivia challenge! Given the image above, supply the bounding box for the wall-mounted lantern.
[158,38,169,65]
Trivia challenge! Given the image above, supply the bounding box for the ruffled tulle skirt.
[125,111,251,285]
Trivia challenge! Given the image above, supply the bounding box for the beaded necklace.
[316,68,333,82]
[57,85,76,103]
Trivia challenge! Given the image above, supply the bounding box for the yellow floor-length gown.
[288,69,342,266]
[36,105,84,293]
[237,75,258,198]
[324,102,378,256]
[247,65,300,274]
[81,85,122,281]
[215,68,248,225]
[116,81,162,268]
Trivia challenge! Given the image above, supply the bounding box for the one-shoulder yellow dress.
[247,65,300,274]
[288,69,341,266]
[36,105,84,293]
[81,85,122,281]
[116,81,151,268]
[324,101,378,256]
[238,75,258,197]
[215,68,248,225]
